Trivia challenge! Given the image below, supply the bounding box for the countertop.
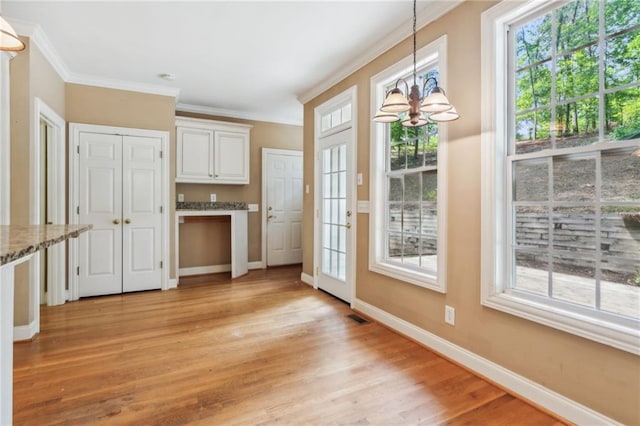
[176,201,248,210]
[0,224,93,266]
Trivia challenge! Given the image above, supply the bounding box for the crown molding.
[176,103,302,127]
[8,18,70,81]
[296,0,464,105]
[67,73,180,98]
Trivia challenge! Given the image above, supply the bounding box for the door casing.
[68,123,170,300]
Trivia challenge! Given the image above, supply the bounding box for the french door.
[78,132,163,297]
[316,129,354,302]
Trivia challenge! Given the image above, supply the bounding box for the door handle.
[346,211,352,217]
[268,206,273,211]
[346,223,351,229]
[268,215,274,220]
[113,219,120,225]
[124,219,131,224]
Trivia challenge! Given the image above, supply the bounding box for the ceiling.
[2,1,445,126]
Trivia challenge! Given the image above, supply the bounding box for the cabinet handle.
[124,219,131,224]
[113,219,120,225]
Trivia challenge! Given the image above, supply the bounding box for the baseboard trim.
[13,319,38,342]
[167,278,178,289]
[300,272,314,287]
[352,298,620,426]
[179,262,263,277]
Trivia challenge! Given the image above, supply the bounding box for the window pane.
[515,13,552,67]
[388,177,402,202]
[403,203,420,236]
[331,109,341,129]
[321,115,331,132]
[605,28,640,89]
[339,144,347,171]
[422,170,437,203]
[514,249,549,296]
[556,46,599,102]
[341,104,352,124]
[387,232,403,260]
[404,173,421,202]
[514,160,549,201]
[601,148,640,201]
[515,110,551,153]
[388,204,402,233]
[515,62,552,111]
[601,208,640,315]
[551,252,596,309]
[552,207,596,254]
[553,155,596,201]
[605,87,640,142]
[556,1,599,53]
[605,0,640,35]
[390,139,407,171]
[515,206,549,248]
[554,97,600,148]
[424,123,438,167]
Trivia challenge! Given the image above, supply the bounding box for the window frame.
[481,0,640,355]
[369,35,449,293]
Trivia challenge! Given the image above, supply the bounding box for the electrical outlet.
[177,193,184,202]
[445,305,455,326]
[210,194,217,202]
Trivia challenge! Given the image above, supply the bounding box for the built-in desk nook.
[0,224,92,424]
[175,202,249,280]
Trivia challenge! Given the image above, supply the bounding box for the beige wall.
[65,83,177,278]
[176,112,302,267]
[11,37,66,326]
[302,2,639,424]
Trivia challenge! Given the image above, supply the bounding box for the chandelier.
[373,0,458,127]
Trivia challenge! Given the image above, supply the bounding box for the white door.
[317,129,354,302]
[265,149,303,266]
[78,132,162,297]
[122,136,163,292]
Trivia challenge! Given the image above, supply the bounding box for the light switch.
[305,184,310,194]
[357,173,363,186]
[210,194,217,202]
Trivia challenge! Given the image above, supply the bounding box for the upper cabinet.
[176,117,252,184]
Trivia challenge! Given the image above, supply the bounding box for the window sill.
[369,260,445,293]
[482,291,640,355]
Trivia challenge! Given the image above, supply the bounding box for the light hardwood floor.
[14,265,565,425]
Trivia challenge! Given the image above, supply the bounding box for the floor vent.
[347,314,369,324]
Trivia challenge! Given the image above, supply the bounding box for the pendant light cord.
[412,0,417,87]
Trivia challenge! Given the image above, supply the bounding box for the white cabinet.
[176,117,252,184]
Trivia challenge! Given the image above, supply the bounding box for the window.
[482,0,640,354]
[370,36,448,292]
[320,103,352,135]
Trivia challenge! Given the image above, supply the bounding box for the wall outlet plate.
[445,305,455,326]
[177,193,184,202]
[210,194,216,202]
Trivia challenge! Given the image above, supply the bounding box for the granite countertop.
[0,224,93,266]
[176,201,248,210]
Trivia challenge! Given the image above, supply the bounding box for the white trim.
[179,262,262,277]
[369,36,449,294]
[297,0,463,104]
[168,278,178,289]
[480,0,640,355]
[314,86,358,305]
[353,298,622,426]
[68,123,170,299]
[67,73,180,98]
[0,52,11,226]
[177,103,301,127]
[261,148,303,268]
[13,320,38,342]
[300,272,314,287]
[33,98,66,307]
[356,200,370,214]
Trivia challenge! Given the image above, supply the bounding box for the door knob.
[113,219,120,225]
[346,223,351,229]
[268,215,274,219]
[124,219,131,224]
[268,206,273,211]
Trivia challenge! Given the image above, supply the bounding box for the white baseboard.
[300,272,314,287]
[167,278,178,289]
[13,319,38,341]
[353,298,620,426]
[179,262,263,277]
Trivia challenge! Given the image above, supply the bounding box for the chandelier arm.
[422,77,439,95]
[394,78,410,96]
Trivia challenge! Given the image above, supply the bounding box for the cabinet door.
[213,131,250,184]
[176,127,214,182]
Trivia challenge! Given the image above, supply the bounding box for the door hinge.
[315,266,319,276]
[316,209,319,219]
[76,266,79,276]
[160,150,163,159]
[76,145,79,154]
[160,261,163,269]
[160,206,163,213]
[77,206,80,215]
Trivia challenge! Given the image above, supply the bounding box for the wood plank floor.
[14,265,565,425]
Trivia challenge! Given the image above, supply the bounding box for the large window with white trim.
[370,36,448,292]
[482,0,640,354]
